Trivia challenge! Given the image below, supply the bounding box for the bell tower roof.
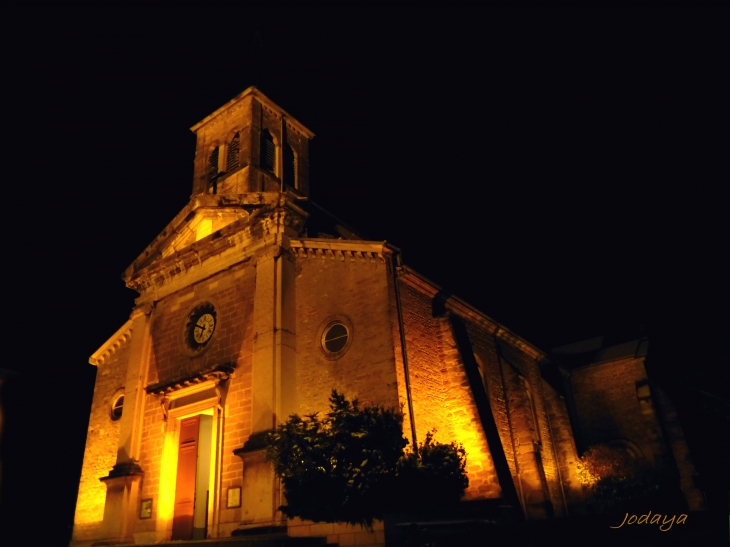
[190,86,314,137]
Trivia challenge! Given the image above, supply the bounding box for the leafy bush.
[265,391,468,526]
[577,444,680,513]
[396,431,469,511]
[576,444,637,488]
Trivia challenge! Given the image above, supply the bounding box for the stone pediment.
[124,193,284,279]
[124,194,311,298]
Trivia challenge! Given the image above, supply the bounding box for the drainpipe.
[392,255,418,453]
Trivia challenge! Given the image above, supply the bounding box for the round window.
[322,322,349,355]
[111,394,124,421]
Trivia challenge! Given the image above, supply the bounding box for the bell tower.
[190,87,314,198]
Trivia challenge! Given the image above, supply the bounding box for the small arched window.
[227,133,240,172]
[260,130,276,173]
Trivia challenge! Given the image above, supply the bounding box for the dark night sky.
[2,3,727,545]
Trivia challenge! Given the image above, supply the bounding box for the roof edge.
[89,319,134,366]
[399,266,548,362]
[190,86,315,138]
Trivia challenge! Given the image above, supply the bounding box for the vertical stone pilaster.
[252,248,277,434]
[242,231,296,530]
[98,304,153,543]
[117,305,153,464]
[279,245,297,421]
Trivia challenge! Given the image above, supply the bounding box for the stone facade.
[70,87,702,546]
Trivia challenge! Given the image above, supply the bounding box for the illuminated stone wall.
[468,319,584,517]
[131,260,256,539]
[394,273,583,516]
[294,249,399,414]
[72,338,128,541]
[499,339,559,517]
[288,517,385,547]
[397,280,501,500]
[145,262,255,386]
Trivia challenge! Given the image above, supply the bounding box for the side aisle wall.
[72,337,130,542]
[395,273,582,518]
[397,279,501,500]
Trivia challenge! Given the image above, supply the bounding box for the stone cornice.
[290,239,396,262]
[127,201,307,299]
[146,363,236,396]
[399,267,547,362]
[89,320,133,366]
[190,86,315,139]
[126,192,283,278]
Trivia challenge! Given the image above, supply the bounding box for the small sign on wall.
[227,486,241,508]
[140,498,153,519]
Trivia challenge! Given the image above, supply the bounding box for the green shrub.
[577,444,680,513]
[265,391,468,526]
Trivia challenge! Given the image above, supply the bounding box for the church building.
[70,87,703,546]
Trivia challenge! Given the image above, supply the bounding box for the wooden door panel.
[172,416,200,540]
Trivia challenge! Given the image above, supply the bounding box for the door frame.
[156,381,223,542]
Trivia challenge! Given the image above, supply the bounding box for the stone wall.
[131,261,256,539]
[146,262,255,386]
[72,338,128,541]
[571,357,663,463]
[397,280,501,500]
[294,249,399,414]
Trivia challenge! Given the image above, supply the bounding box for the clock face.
[184,302,217,353]
[193,313,215,343]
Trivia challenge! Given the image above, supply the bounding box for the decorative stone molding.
[145,363,235,397]
[126,200,309,296]
[399,267,547,362]
[190,87,315,139]
[233,430,273,456]
[100,460,144,480]
[89,320,133,366]
[290,239,394,264]
[258,206,305,236]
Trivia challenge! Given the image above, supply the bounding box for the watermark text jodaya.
[610,511,687,532]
